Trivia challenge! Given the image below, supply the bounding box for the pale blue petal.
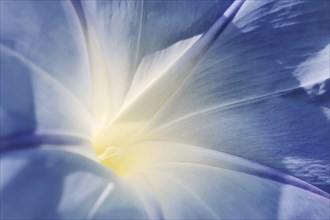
[0,1,92,145]
[0,46,91,139]
[0,149,147,219]
[122,141,329,219]
[143,165,329,219]
[79,0,233,114]
[144,0,330,191]
[92,0,244,145]
[1,1,329,219]
[0,0,90,106]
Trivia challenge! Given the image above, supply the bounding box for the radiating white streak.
[127,176,164,220]
[91,0,246,151]
[103,0,245,128]
[0,149,117,219]
[90,36,200,149]
[124,80,323,146]
[149,161,329,199]
[123,140,329,198]
[140,169,221,220]
[140,160,329,219]
[0,44,92,123]
[81,1,144,122]
[145,78,330,138]
[82,18,112,135]
[85,183,115,220]
[1,1,90,85]
[124,35,201,106]
[132,0,144,72]
[143,0,330,133]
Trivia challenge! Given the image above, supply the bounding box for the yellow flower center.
[92,122,145,177]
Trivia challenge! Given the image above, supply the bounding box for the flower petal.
[0,45,91,150]
[0,0,90,106]
[0,1,92,148]
[0,149,148,219]
[91,1,244,147]
[143,0,330,191]
[79,0,233,116]
[124,141,329,219]
[143,165,329,219]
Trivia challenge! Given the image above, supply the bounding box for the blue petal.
[0,45,91,148]
[0,1,92,145]
[145,0,330,191]
[0,1,90,105]
[117,141,329,219]
[0,149,148,219]
[78,0,234,114]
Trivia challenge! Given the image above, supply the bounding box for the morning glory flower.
[1,0,329,219]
